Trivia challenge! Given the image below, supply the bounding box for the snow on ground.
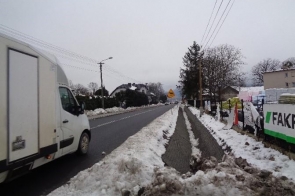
[188,106,295,181]
[49,106,179,196]
[49,105,295,196]
[86,108,107,116]
[86,104,164,117]
[182,105,201,162]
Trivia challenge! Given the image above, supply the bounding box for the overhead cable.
[0,24,142,84]
[208,0,235,48]
[202,0,224,46]
[201,0,218,46]
[203,0,232,50]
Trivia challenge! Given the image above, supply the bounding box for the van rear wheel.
[77,132,89,155]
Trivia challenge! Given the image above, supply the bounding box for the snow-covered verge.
[49,105,295,196]
[189,106,295,182]
[49,106,179,196]
[86,104,164,116]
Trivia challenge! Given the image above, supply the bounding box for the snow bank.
[49,106,179,196]
[189,106,295,181]
[50,105,295,196]
[85,108,107,116]
[105,107,125,113]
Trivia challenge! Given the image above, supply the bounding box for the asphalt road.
[0,104,175,196]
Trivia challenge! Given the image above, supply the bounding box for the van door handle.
[63,120,69,123]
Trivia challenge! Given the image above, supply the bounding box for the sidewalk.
[162,106,224,174]
[162,108,192,174]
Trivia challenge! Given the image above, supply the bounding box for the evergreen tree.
[178,41,202,99]
[95,87,109,97]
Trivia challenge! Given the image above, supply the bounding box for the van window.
[59,87,77,114]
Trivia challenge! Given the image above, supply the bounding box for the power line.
[0,24,97,64]
[0,24,142,84]
[203,0,232,50]
[61,63,99,73]
[201,0,218,46]
[202,0,224,46]
[209,0,235,48]
[61,63,135,83]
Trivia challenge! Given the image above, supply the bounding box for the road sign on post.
[167,89,175,98]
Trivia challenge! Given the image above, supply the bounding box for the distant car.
[165,102,169,105]
[174,101,178,104]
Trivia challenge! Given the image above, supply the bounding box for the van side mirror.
[80,101,85,111]
[76,101,85,115]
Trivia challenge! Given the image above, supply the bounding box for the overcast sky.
[0,0,294,92]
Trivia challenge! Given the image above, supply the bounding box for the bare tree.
[88,82,98,95]
[69,80,75,90]
[282,57,295,69]
[251,58,281,86]
[202,44,245,100]
[147,82,165,100]
[72,84,90,95]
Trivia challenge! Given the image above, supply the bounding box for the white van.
[0,33,91,183]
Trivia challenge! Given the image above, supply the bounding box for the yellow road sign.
[167,89,175,98]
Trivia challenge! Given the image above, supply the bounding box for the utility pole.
[98,57,113,109]
[199,57,203,117]
[99,62,105,109]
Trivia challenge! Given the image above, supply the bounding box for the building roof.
[264,68,295,74]
[109,83,148,97]
[221,86,239,94]
[231,86,264,92]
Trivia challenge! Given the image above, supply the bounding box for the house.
[237,86,264,102]
[220,86,264,102]
[109,83,148,98]
[220,86,239,101]
[264,68,295,89]
[147,92,157,103]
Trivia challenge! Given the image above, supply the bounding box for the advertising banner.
[264,104,295,144]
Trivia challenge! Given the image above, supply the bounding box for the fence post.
[241,99,244,130]
[220,99,223,121]
[228,99,231,113]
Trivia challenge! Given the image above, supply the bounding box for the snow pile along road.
[86,104,164,117]
[49,105,295,196]
[49,106,179,196]
[189,106,295,182]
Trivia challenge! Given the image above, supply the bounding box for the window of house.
[286,82,289,87]
[292,82,295,87]
[142,90,144,93]
[285,73,288,77]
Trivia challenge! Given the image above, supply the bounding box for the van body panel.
[0,33,90,183]
[38,53,57,149]
[8,49,39,162]
[0,37,7,162]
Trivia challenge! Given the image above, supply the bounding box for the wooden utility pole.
[199,58,203,116]
[99,62,104,109]
[97,57,113,109]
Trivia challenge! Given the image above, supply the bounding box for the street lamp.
[98,57,113,109]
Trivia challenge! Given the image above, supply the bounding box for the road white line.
[90,108,158,130]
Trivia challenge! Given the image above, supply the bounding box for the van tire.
[77,132,90,155]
